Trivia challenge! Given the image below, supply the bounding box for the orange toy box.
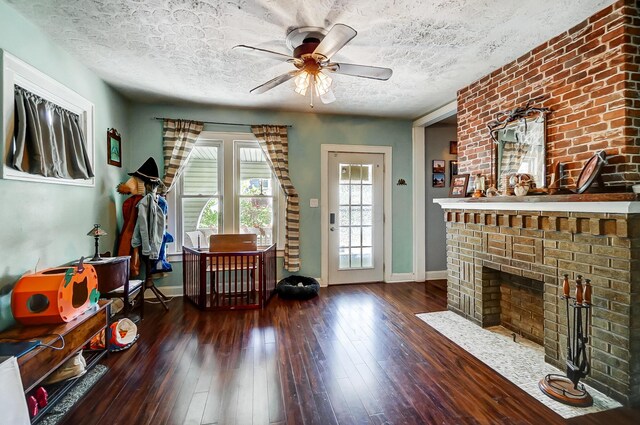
[11,261,100,325]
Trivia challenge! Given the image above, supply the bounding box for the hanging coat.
[132,193,165,260]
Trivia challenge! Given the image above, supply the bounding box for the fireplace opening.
[482,267,544,345]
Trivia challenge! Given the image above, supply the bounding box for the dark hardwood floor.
[61,281,640,425]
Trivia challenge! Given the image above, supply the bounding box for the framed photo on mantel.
[450,174,469,197]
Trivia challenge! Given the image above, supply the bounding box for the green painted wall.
[127,103,414,286]
[0,1,130,293]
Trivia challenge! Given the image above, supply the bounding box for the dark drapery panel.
[11,85,93,179]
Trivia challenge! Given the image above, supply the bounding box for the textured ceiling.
[6,0,614,118]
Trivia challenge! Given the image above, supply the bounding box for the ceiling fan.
[233,23,393,107]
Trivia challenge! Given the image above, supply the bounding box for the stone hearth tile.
[416,311,622,419]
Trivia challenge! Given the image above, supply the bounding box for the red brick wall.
[457,0,640,187]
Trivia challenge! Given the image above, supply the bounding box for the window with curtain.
[167,132,282,252]
[2,52,95,186]
[9,85,93,180]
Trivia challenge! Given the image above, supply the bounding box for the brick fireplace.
[440,0,640,406]
[436,201,640,406]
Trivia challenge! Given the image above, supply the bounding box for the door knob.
[330,227,335,231]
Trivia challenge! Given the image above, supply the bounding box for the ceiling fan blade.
[313,23,357,60]
[233,44,299,64]
[250,71,299,94]
[327,62,393,80]
[320,87,336,104]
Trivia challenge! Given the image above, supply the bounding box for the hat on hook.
[128,157,161,184]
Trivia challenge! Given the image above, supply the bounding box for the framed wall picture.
[450,174,469,197]
[107,128,122,167]
[450,141,458,155]
[449,160,458,185]
[432,160,445,174]
[433,173,445,187]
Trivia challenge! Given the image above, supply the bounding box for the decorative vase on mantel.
[514,183,529,197]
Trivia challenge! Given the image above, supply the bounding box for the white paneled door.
[327,152,384,284]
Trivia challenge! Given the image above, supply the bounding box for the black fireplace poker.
[539,274,593,407]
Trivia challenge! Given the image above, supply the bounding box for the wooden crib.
[182,234,277,310]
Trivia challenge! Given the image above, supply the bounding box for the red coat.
[117,195,143,276]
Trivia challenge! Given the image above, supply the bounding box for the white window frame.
[1,50,95,186]
[167,131,285,258]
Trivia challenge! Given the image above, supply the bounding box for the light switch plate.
[309,198,319,208]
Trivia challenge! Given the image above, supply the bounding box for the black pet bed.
[276,275,320,300]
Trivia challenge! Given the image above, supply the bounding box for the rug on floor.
[416,311,622,419]
[38,364,108,425]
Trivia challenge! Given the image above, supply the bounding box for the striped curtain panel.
[161,119,204,193]
[251,125,300,272]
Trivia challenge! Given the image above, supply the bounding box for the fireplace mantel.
[434,196,640,214]
[437,196,640,405]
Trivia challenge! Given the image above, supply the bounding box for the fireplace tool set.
[539,274,593,407]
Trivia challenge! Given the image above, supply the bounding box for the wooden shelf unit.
[0,300,111,423]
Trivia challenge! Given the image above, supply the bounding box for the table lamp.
[87,224,107,261]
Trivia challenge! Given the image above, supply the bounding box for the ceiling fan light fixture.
[294,71,311,96]
[314,71,332,96]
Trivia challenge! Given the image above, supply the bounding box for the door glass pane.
[340,165,350,182]
[339,206,350,225]
[350,248,362,268]
[362,226,372,246]
[362,206,372,225]
[362,247,373,268]
[339,184,350,205]
[339,248,350,268]
[350,185,361,204]
[183,146,219,195]
[361,165,372,184]
[350,206,361,225]
[339,227,349,247]
[336,162,375,270]
[362,185,372,205]
[350,227,361,246]
[182,197,219,248]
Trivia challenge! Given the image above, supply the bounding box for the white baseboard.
[387,273,415,283]
[425,270,447,280]
[144,285,184,299]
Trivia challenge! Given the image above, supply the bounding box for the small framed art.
[433,173,445,187]
[449,141,458,155]
[432,160,445,174]
[450,174,469,197]
[107,128,122,167]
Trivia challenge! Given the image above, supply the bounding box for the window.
[2,51,95,186]
[167,132,281,253]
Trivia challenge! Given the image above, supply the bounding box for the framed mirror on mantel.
[488,96,550,194]
[494,114,546,192]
